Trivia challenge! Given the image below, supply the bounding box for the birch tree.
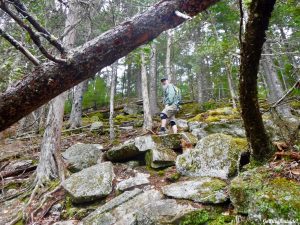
[141,51,153,131]
[149,42,159,115]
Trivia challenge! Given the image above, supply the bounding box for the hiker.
[158,78,182,135]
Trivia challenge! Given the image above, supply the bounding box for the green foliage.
[65,78,108,114]
[179,210,210,225]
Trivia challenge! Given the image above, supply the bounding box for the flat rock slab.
[162,177,229,204]
[62,162,114,203]
[116,173,150,191]
[82,189,194,225]
[62,143,103,172]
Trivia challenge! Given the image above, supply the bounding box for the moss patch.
[189,107,240,124]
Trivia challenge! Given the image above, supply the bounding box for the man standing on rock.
[158,78,182,135]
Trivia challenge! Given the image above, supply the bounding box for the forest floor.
[0,100,300,225]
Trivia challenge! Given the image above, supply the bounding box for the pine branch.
[8,0,66,55]
[0,2,66,63]
[0,27,40,65]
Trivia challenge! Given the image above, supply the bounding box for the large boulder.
[162,177,228,204]
[229,166,300,224]
[62,144,103,172]
[116,173,150,191]
[62,162,114,203]
[82,189,195,225]
[106,140,141,162]
[176,133,249,179]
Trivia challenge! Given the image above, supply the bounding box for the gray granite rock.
[162,177,228,204]
[62,162,114,203]
[62,143,103,172]
[176,133,248,179]
[116,173,150,191]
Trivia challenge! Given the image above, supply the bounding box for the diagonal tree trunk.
[0,0,219,132]
[239,0,276,163]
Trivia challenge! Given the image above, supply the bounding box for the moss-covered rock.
[62,162,114,204]
[229,166,300,224]
[229,166,268,214]
[176,209,210,225]
[248,177,300,224]
[176,133,249,179]
[189,107,240,124]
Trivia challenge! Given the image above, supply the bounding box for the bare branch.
[0,2,66,63]
[0,27,40,65]
[8,0,66,55]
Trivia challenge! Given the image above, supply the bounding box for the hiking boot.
[157,127,167,135]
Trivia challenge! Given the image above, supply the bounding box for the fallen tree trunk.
[0,0,219,132]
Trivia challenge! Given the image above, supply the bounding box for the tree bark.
[0,0,219,132]
[239,0,276,162]
[68,80,88,128]
[149,42,159,115]
[165,30,173,83]
[141,51,153,131]
[35,0,80,184]
[109,62,118,140]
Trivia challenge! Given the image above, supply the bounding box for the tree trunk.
[35,93,67,184]
[225,63,237,108]
[35,0,80,184]
[261,43,292,117]
[141,51,153,131]
[239,0,276,163]
[68,80,88,128]
[0,0,219,131]
[109,62,118,140]
[197,59,211,103]
[149,42,159,115]
[135,65,143,99]
[165,30,174,83]
[126,61,132,97]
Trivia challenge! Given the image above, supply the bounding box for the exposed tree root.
[274,151,300,161]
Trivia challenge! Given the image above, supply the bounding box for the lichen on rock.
[176,133,249,179]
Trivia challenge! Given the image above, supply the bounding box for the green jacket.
[163,84,181,106]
